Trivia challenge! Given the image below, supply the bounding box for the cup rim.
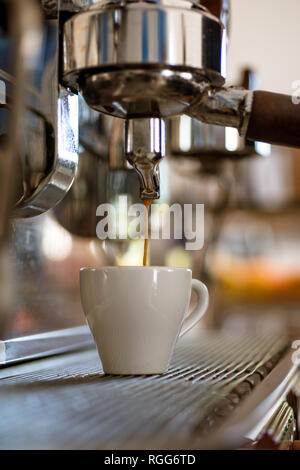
[80,266,191,272]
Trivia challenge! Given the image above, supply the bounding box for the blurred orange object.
[210,253,300,303]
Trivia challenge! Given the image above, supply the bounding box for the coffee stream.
[143,199,153,266]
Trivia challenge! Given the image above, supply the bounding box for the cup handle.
[179,279,209,338]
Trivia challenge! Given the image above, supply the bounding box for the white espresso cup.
[80,266,209,375]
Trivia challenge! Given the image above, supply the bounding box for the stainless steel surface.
[45,0,230,15]
[0,210,110,340]
[12,87,79,217]
[168,68,259,161]
[61,0,228,203]
[125,118,165,199]
[0,0,84,358]
[0,0,41,229]
[169,68,263,165]
[213,347,299,449]
[42,0,89,16]
[80,69,217,119]
[187,86,253,137]
[43,0,110,15]
[63,0,225,119]
[61,0,232,204]
[0,0,42,327]
[0,331,292,449]
[54,147,110,237]
[63,0,224,78]
[54,101,141,238]
[0,7,79,217]
[261,401,295,445]
[0,325,93,366]
[168,116,255,160]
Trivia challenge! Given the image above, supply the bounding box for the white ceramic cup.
[80,266,209,375]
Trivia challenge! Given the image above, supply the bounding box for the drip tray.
[0,331,296,449]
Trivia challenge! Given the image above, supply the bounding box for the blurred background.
[207,0,300,337]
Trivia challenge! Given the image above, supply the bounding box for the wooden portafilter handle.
[246,91,300,148]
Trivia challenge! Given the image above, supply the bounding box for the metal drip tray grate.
[0,331,290,449]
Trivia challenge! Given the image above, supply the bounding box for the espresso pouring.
[143,199,153,266]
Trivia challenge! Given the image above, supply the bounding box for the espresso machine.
[1,0,300,365]
[1,0,300,452]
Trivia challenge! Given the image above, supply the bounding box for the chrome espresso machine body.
[62,0,227,199]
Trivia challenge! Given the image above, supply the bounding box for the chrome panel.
[0,326,93,366]
[63,2,224,75]
[12,88,79,217]
[0,16,79,217]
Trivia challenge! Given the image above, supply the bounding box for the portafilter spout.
[125,118,165,200]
